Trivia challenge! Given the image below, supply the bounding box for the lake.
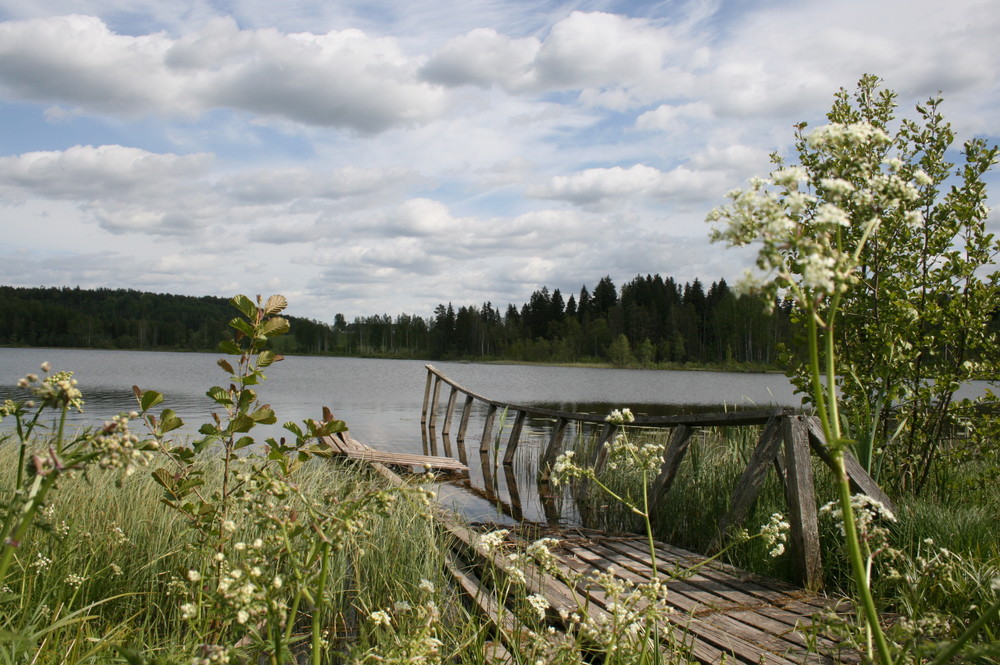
[1,348,808,523]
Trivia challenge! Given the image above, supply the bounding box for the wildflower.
[369,609,392,627]
[31,553,52,571]
[527,593,550,620]
[760,513,790,558]
[110,563,122,576]
[236,609,249,624]
[187,570,202,583]
[418,578,435,594]
[393,600,412,612]
[272,576,283,590]
[192,644,230,665]
[605,408,635,424]
[65,573,85,588]
[478,529,509,553]
[180,603,198,619]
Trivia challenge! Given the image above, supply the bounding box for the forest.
[0,277,793,367]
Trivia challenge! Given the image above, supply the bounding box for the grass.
[568,421,1000,657]
[0,439,485,664]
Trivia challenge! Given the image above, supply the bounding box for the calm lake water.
[3,348,986,524]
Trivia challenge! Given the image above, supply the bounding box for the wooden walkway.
[323,430,469,472]
[326,424,861,664]
[446,522,860,664]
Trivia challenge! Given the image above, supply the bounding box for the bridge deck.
[446,523,860,664]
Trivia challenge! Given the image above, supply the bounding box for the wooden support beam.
[502,411,527,466]
[420,369,433,427]
[712,416,783,552]
[651,425,695,502]
[456,394,475,446]
[427,377,442,456]
[504,464,524,522]
[592,422,617,472]
[480,404,498,455]
[803,417,896,515]
[782,416,823,591]
[538,416,569,482]
[442,386,459,438]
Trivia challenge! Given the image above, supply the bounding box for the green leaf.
[251,406,276,425]
[260,316,290,337]
[158,409,183,434]
[218,340,242,355]
[257,350,277,368]
[229,317,255,337]
[206,386,232,406]
[193,436,215,454]
[283,422,304,438]
[230,413,256,433]
[262,295,288,316]
[151,468,175,491]
[198,423,219,436]
[230,294,258,320]
[233,436,255,450]
[139,390,164,413]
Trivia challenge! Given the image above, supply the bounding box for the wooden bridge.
[324,365,895,663]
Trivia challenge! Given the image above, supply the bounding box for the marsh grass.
[568,421,1000,658]
[0,440,488,663]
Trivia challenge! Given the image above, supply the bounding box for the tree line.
[342,274,794,367]
[0,278,795,368]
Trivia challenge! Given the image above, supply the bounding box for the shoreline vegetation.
[0,276,801,370]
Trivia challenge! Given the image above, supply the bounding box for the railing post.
[456,394,475,446]
[651,425,695,503]
[712,415,783,551]
[480,404,498,455]
[538,417,569,483]
[420,367,434,429]
[783,415,823,591]
[427,377,443,456]
[502,411,527,466]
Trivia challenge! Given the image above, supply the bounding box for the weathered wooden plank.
[456,394,475,446]
[538,416,569,482]
[443,554,519,664]
[420,369,434,427]
[442,386,459,439]
[591,422,617,471]
[783,416,823,591]
[480,404,498,455]
[561,542,801,664]
[803,417,896,515]
[712,416,783,552]
[651,424,695,502]
[593,538,855,662]
[502,411,527,466]
[502,465,524,522]
[322,434,468,472]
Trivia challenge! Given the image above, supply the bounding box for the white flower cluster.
[605,408,635,425]
[19,366,84,412]
[707,120,934,306]
[550,450,593,487]
[604,433,664,474]
[760,512,790,558]
[91,413,155,476]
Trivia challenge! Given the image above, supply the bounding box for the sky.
[0,0,998,322]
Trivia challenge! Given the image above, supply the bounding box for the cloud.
[0,144,212,202]
[529,164,727,205]
[419,28,539,89]
[421,10,696,108]
[0,15,447,133]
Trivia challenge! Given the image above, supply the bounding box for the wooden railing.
[420,364,893,590]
